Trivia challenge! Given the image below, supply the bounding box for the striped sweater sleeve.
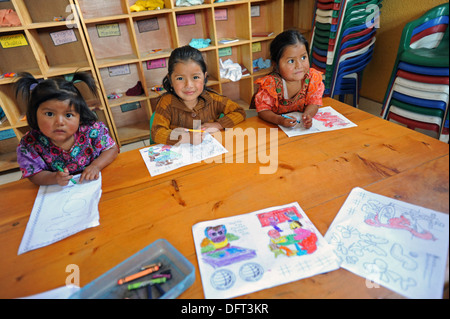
[217,97,246,128]
[151,94,180,145]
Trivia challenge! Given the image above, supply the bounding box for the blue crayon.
[281,114,301,123]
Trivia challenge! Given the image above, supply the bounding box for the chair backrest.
[410,23,448,49]
[398,2,449,53]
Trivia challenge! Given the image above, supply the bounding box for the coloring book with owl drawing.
[192,202,340,299]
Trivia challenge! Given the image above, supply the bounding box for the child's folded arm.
[217,99,246,128]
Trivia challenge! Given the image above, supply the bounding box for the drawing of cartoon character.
[267,220,318,257]
[201,225,237,251]
[200,225,256,269]
[364,204,435,240]
[148,145,182,166]
[268,229,287,244]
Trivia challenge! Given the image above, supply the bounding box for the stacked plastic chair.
[381,3,449,142]
[310,0,382,107]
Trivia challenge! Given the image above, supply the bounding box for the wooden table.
[0,98,448,299]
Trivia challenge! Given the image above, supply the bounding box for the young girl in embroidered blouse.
[151,45,246,145]
[252,29,324,129]
[15,72,118,186]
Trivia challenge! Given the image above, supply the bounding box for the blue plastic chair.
[398,61,449,76]
[331,47,374,106]
[392,91,447,111]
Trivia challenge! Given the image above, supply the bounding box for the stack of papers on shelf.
[218,37,239,44]
[252,31,274,37]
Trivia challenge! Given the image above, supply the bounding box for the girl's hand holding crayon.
[281,114,302,128]
[280,115,298,128]
[201,122,223,134]
[55,166,75,186]
[178,128,204,145]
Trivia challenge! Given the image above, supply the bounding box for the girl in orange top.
[252,29,324,129]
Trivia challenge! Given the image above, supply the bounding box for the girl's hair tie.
[30,83,38,91]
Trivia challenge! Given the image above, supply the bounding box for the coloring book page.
[192,202,340,299]
[279,106,357,137]
[139,133,227,176]
[18,173,102,255]
[325,187,449,299]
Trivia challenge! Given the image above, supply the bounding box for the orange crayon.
[117,264,160,285]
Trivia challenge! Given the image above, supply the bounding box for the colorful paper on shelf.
[50,29,77,46]
[147,58,166,69]
[214,8,228,21]
[0,33,28,49]
[176,13,196,26]
[96,23,121,37]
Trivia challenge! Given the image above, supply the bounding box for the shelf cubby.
[176,8,215,47]
[28,26,91,75]
[133,13,178,57]
[214,2,250,43]
[142,57,168,93]
[250,0,283,38]
[22,0,72,24]
[222,75,253,106]
[0,30,41,77]
[77,0,126,19]
[111,99,152,144]
[84,18,138,67]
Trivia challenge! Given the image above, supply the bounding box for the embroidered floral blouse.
[253,68,324,114]
[17,121,116,178]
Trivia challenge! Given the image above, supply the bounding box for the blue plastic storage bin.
[70,239,195,299]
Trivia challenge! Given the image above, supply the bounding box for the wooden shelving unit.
[0,0,285,172]
[0,0,114,172]
[74,0,284,147]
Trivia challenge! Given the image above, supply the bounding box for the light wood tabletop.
[0,97,448,299]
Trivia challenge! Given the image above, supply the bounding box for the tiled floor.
[0,97,438,186]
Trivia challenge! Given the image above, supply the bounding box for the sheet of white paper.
[325,187,449,299]
[279,106,357,137]
[192,202,339,299]
[140,133,228,176]
[20,285,80,299]
[18,173,102,255]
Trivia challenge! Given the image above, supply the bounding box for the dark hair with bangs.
[270,29,310,70]
[15,72,98,130]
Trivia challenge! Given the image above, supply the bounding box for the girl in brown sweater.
[151,45,246,145]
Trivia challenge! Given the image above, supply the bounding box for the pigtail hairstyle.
[15,72,98,130]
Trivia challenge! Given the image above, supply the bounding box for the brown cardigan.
[151,90,246,145]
